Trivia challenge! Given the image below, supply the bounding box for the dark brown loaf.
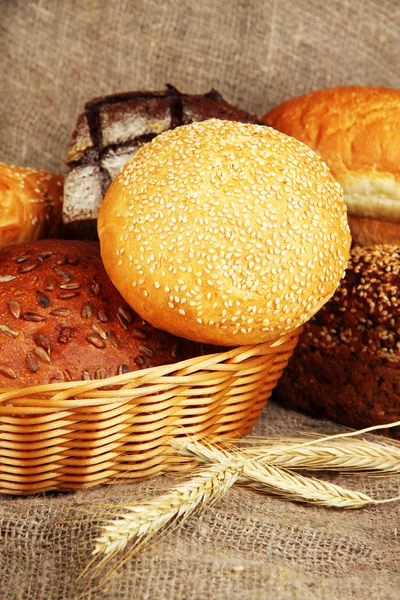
[274,244,400,435]
[63,86,260,238]
[0,239,216,388]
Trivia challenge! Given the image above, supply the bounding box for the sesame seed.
[99,119,350,344]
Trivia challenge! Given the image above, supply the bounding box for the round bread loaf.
[0,239,213,388]
[262,86,400,246]
[0,162,63,247]
[274,244,400,435]
[98,119,351,346]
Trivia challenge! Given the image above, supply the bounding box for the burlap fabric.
[1,1,400,598]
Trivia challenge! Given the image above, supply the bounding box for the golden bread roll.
[98,119,351,346]
[262,85,400,245]
[274,244,400,435]
[0,239,215,388]
[0,162,63,248]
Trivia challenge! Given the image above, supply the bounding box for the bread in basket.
[0,120,351,494]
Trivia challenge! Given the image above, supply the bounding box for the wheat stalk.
[84,434,400,584]
[242,463,372,507]
[172,439,395,508]
[88,460,244,578]
[240,437,400,473]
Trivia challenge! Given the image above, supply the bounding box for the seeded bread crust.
[98,120,351,346]
[63,86,260,239]
[0,239,216,388]
[274,244,400,436]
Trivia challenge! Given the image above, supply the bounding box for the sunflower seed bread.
[0,239,217,387]
[63,86,260,238]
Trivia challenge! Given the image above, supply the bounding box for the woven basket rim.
[0,329,302,410]
[0,328,302,494]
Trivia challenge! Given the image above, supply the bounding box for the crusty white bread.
[262,85,400,245]
[0,162,63,247]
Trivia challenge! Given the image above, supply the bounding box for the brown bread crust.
[63,86,260,238]
[262,86,400,180]
[274,244,400,436]
[348,215,400,246]
[0,239,215,388]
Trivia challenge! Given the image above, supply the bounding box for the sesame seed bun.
[98,119,351,346]
[262,86,400,245]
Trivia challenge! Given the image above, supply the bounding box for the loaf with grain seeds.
[274,244,400,435]
[0,239,217,387]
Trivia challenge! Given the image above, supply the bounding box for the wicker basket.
[0,329,300,495]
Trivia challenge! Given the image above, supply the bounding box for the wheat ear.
[90,460,244,575]
[172,439,387,508]
[240,437,400,473]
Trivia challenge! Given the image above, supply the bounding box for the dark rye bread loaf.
[274,244,400,436]
[0,239,217,388]
[63,86,260,238]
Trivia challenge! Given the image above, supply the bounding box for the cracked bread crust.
[63,86,260,239]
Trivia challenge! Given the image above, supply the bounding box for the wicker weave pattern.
[0,330,300,494]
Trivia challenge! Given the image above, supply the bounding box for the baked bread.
[63,86,259,238]
[0,239,216,388]
[274,244,400,435]
[0,162,63,247]
[98,119,351,346]
[262,86,400,246]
